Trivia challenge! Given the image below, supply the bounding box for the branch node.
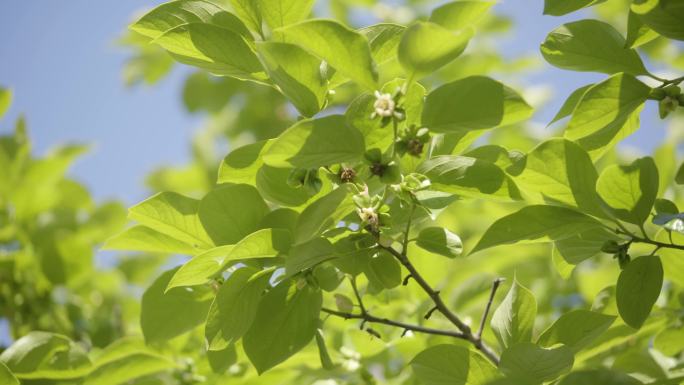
[424,306,438,320]
[402,274,413,286]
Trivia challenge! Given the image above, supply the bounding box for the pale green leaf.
[131,0,251,40]
[625,10,659,48]
[360,24,406,65]
[294,186,351,243]
[398,22,472,78]
[103,225,200,255]
[205,266,273,350]
[491,280,537,348]
[631,0,684,41]
[256,42,327,117]
[256,165,322,207]
[217,140,270,185]
[228,0,262,33]
[243,282,322,374]
[537,310,616,352]
[410,344,498,385]
[141,267,213,343]
[416,227,463,258]
[540,20,647,75]
[616,255,663,329]
[198,184,269,245]
[0,362,18,385]
[167,228,290,289]
[0,332,92,379]
[557,369,642,385]
[284,237,336,277]
[596,157,659,225]
[422,76,532,134]
[263,115,365,169]
[0,87,12,119]
[472,205,606,253]
[654,327,684,356]
[554,227,620,264]
[429,1,495,30]
[543,0,604,16]
[499,343,574,384]
[275,19,378,90]
[84,339,176,385]
[549,84,592,125]
[259,0,314,29]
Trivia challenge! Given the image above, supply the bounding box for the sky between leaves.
[0,0,672,206]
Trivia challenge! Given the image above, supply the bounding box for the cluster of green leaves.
[3,1,684,385]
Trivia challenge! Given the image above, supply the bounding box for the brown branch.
[476,278,504,340]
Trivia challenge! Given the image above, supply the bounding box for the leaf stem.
[475,278,505,340]
[617,229,684,251]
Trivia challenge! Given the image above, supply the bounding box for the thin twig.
[476,278,505,340]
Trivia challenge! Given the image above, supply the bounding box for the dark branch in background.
[476,278,504,340]
[616,229,684,251]
[378,243,501,365]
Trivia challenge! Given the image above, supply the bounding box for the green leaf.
[153,23,265,80]
[256,165,321,207]
[410,344,499,385]
[557,369,643,385]
[263,115,365,169]
[416,227,464,258]
[256,42,327,117]
[205,267,272,350]
[364,251,402,290]
[540,20,647,75]
[596,157,659,225]
[543,0,604,16]
[84,339,176,385]
[103,225,200,255]
[285,237,336,277]
[625,10,659,48]
[398,22,472,79]
[422,76,532,134]
[472,205,606,253]
[275,19,378,90]
[167,228,290,289]
[631,0,684,41]
[537,310,616,352]
[294,187,351,243]
[131,0,251,40]
[141,267,213,343]
[491,280,537,349]
[243,281,322,374]
[499,343,574,384]
[429,1,495,30]
[360,24,406,65]
[0,362,18,385]
[512,138,603,216]
[129,191,213,249]
[549,84,592,125]
[198,184,269,245]
[0,331,92,379]
[677,161,684,185]
[0,87,12,119]
[418,155,522,201]
[555,227,620,264]
[565,74,650,157]
[654,327,684,356]
[217,140,270,185]
[259,0,314,29]
[315,329,335,370]
[228,0,262,33]
[616,255,663,329]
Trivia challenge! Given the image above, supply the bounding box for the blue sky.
[0,1,668,206]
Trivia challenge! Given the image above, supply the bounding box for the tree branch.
[476,278,504,340]
[321,307,467,340]
[377,243,500,365]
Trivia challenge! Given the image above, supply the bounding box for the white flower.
[371,91,396,119]
[357,207,378,227]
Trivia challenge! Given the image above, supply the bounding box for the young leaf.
[416,227,464,258]
[491,280,537,349]
[418,155,522,201]
[205,267,272,350]
[228,0,262,33]
[294,187,351,243]
[596,157,659,226]
[422,76,532,133]
[429,1,494,31]
[537,310,616,352]
[512,138,604,217]
[557,369,643,385]
[275,19,378,90]
[543,0,604,16]
[167,228,290,289]
[263,115,365,169]
[499,343,574,384]
[130,0,252,40]
[103,225,201,255]
[410,344,498,385]
[217,140,270,185]
[548,84,592,125]
[0,332,92,379]
[84,340,176,385]
[243,282,322,374]
[129,191,213,249]
[616,255,663,329]
[259,0,314,29]
[315,329,335,370]
[472,205,606,254]
[540,20,647,75]
[153,23,266,80]
[256,42,327,117]
[398,22,472,79]
[625,10,659,48]
[141,267,212,343]
[631,0,684,41]
[0,362,18,385]
[198,184,269,245]
[0,87,12,119]
[360,24,406,65]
